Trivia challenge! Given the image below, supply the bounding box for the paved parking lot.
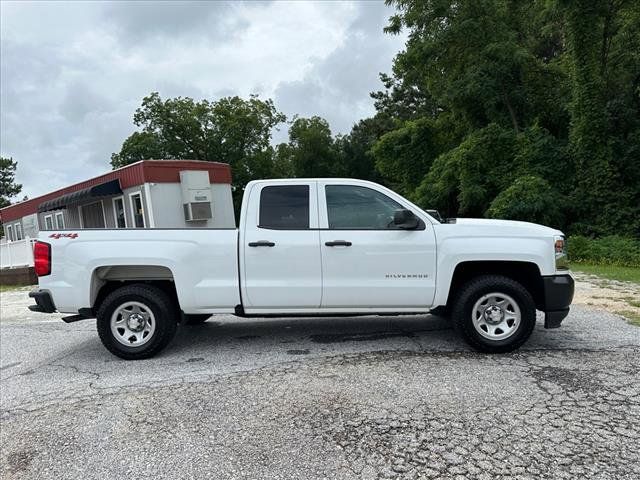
[1,286,639,479]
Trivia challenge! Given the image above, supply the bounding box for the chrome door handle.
[325,240,352,247]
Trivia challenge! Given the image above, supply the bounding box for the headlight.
[554,235,569,270]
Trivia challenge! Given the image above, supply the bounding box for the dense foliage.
[568,236,640,267]
[377,0,639,237]
[110,0,639,238]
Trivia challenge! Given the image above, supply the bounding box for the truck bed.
[38,228,240,314]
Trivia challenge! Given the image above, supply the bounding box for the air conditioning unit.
[183,201,212,221]
[180,171,213,222]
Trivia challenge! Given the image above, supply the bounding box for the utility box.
[180,170,213,221]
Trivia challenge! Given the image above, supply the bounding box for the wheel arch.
[90,265,179,313]
[445,260,544,310]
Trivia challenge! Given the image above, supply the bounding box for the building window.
[6,224,13,241]
[14,223,23,240]
[55,212,65,229]
[129,193,145,228]
[113,197,127,228]
[44,215,54,230]
[80,201,106,229]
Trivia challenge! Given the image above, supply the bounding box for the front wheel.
[451,275,536,353]
[96,284,178,360]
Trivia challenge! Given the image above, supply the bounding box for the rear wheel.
[451,275,536,353]
[96,284,178,360]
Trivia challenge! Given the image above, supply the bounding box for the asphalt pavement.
[1,288,639,479]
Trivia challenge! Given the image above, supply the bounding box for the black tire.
[183,314,211,325]
[451,275,536,353]
[96,284,178,360]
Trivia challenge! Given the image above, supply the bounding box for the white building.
[0,160,235,241]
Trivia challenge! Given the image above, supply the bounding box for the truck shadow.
[168,314,461,357]
[167,313,584,358]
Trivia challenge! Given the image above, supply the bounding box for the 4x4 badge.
[49,233,78,239]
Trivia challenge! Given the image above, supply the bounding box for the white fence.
[0,238,35,269]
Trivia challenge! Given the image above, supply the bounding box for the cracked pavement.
[1,287,639,479]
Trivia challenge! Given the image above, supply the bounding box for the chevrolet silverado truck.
[29,178,574,359]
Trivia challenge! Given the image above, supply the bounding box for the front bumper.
[542,274,574,328]
[28,289,56,313]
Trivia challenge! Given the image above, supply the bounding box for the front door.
[242,182,322,309]
[318,182,437,309]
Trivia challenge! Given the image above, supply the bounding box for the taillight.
[34,241,51,276]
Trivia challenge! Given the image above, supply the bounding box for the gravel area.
[572,271,640,322]
[1,282,639,479]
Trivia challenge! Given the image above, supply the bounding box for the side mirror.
[393,209,419,229]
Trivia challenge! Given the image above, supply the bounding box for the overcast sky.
[0,0,406,199]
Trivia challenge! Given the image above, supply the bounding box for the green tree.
[336,114,396,183]
[111,92,286,207]
[414,124,519,217]
[559,0,639,236]
[277,116,342,178]
[377,0,639,236]
[561,1,615,235]
[0,157,22,209]
[486,175,564,227]
[371,117,445,197]
[383,0,567,134]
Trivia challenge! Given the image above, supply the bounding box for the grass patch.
[0,284,31,293]
[571,262,640,284]
[615,310,640,327]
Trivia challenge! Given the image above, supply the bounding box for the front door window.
[326,185,403,230]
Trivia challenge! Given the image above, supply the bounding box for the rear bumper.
[28,289,57,313]
[542,274,574,328]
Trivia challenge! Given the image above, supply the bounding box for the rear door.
[318,181,437,309]
[241,181,322,309]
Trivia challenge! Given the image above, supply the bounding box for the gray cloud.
[274,2,405,138]
[103,1,247,45]
[0,1,404,199]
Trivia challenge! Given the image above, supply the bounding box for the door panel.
[244,230,322,308]
[319,182,437,308]
[320,229,436,308]
[242,182,322,309]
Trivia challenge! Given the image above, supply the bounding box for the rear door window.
[259,185,309,229]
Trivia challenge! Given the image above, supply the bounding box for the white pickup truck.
[29,178,574,359]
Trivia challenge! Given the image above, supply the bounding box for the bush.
[568,235,640,267]
[486,175,564,228]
